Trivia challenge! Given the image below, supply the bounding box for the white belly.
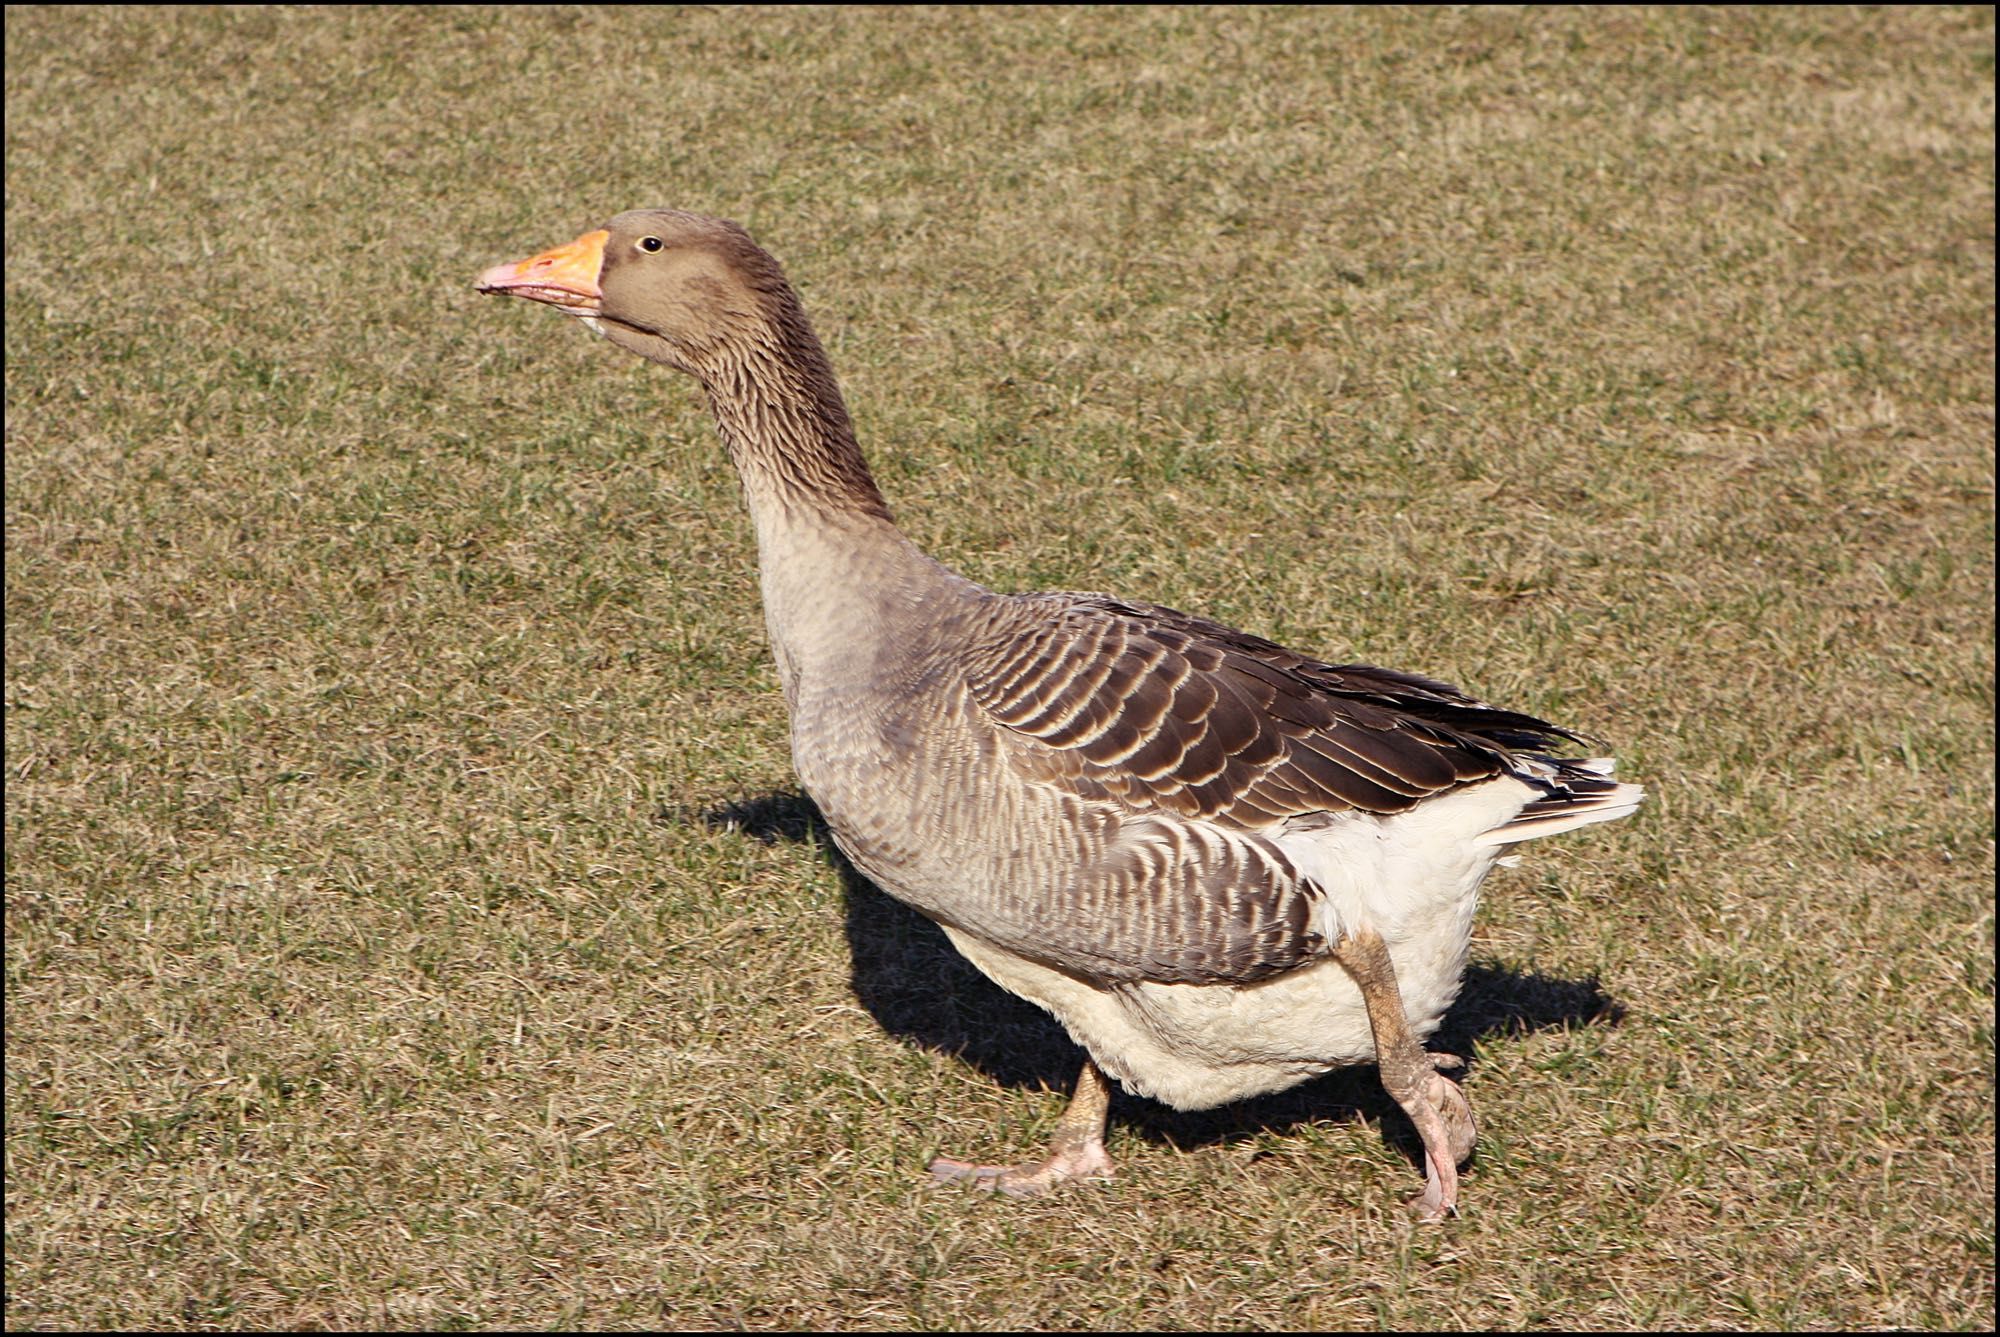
[930,781,1538,1109]
[941,882,1480,1111]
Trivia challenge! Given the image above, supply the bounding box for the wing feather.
[963,592,1590,830]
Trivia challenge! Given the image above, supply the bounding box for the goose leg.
[929,1059,1116,1196]
[1333,927,1477,1221]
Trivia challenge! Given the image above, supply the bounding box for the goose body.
[478,211,1642,1216]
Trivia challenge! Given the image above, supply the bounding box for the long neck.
[688,295,969,703]
[698,299,894,532]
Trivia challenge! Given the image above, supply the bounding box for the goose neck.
[699,335,894,531]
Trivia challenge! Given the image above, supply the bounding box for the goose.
[476,210,1643,1219]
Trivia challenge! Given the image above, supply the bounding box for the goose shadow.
[700,789,1625,1161]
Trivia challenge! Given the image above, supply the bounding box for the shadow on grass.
[701,790,1624,1161]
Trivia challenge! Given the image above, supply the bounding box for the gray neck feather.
[680,273,964,700]
[695,292,894,530]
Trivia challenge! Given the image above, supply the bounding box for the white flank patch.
[1276,776,1535,948]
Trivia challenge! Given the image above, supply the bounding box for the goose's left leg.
[1334,927,1477,1221]
[929,1059,1115,1196]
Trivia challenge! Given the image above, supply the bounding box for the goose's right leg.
[1333,926,1478,1221]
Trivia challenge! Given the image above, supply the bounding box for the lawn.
[5,6,1993,1330]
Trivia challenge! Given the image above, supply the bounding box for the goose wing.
[964,593,1581,829]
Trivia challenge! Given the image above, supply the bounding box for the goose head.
[477,209,887,521]
[476,208,793,375]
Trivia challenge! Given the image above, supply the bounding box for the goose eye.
[638,236,664,253]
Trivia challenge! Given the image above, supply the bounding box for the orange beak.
[475,228,609,314]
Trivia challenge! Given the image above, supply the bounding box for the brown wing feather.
[964,593,1583,829]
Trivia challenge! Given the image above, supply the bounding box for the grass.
[5,5,1993,1329]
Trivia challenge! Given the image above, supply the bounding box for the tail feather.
[1475,757,1644,846]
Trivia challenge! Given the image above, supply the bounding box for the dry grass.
[6,5,1993,1330]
